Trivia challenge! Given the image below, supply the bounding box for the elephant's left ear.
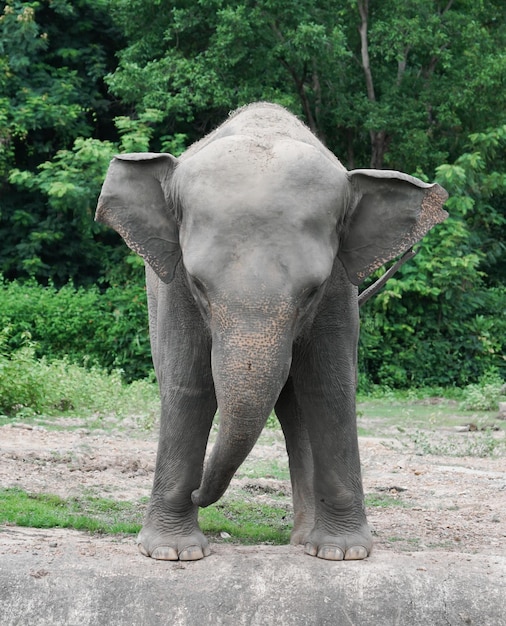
[95,152,181,283]
[338,170,448,285]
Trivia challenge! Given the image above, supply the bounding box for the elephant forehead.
[176,137,343,288]
[175,136,346,216]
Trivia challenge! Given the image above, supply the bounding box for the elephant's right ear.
[95,152,180,283]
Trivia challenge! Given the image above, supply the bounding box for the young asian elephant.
[96,102,448,562]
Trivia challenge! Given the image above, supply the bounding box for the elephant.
[95,102,448,562]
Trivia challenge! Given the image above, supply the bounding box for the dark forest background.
[1,0,505,387]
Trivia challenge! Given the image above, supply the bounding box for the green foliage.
[0,0,121,166]
[0,0,125,285]
[0,340,48,416]
[3,107,179,285]
[0,0,504,389]
[0,333,158,418]
[107,0,506,171]
[359,126,506,388]
[461,370,505,412]
[0,277,154,394]
[0,1,86,176]
[7,138,118,284]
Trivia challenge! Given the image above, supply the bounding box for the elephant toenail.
[304,542,318,557]
[138,543,149,557]
[179,545,205,561]
[318,545,344,561]
[151,546,179,560]
[344,546,369,560]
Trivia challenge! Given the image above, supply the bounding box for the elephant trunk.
[191,303,293,508]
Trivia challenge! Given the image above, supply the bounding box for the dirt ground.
[1,406,505,626]
[1,405,505,562]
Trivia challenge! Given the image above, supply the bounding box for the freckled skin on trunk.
[193,299,294,507]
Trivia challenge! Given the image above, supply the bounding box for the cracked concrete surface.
[1,527,505,626]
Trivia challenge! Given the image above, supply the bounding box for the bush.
[461,370,505,411]
[2,268,504,391]
[0,343,48,416]
[0,276,152,382]
[0,337,158,418]
[359,283,506,389]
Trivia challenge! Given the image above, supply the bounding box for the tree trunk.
[369,129,390,169]
[357,0,390,169]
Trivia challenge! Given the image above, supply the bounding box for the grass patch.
[0,488,144,534]
[0,488,292,545]
[1,487,416,545]
[385,536,422,550]
[365,493,409,508]
[358,398,467,430]
[357,385,505,441]
[237,458,290,482]
[404,427,505,458]
[200,500,291,545]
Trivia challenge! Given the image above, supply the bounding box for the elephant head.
[96,134,447,507]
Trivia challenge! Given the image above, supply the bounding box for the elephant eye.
[191,276,206,295]
[300,285,320,310]
[188,274,211,316]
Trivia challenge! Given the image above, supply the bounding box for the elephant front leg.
[294,335,373,561]
[275,379,315,545]
[302,384,372,560]
[138,387,217,561]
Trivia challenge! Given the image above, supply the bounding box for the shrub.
[0,276,152,382]
[0,343,48,416]
[359,283,506,389]
[461,370,505,411]
[0,337,158,418]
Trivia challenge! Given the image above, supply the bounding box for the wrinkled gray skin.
[96,103,448,562]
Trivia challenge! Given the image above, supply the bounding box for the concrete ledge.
[1,527,504,625]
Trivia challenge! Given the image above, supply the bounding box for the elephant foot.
[304,525,373,561]
[137,525,211,561]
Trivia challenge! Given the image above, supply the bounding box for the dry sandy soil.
[1,405,505,558]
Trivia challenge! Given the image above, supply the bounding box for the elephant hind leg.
[275,379,315,545]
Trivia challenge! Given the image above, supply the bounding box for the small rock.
[29,569,49,579]
[455,423,477,432]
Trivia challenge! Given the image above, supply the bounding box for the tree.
[354,0,506,170]
[1,0,504,387]
[359,125,506,387]
[106,0,506,172]
[0,0,124,284]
